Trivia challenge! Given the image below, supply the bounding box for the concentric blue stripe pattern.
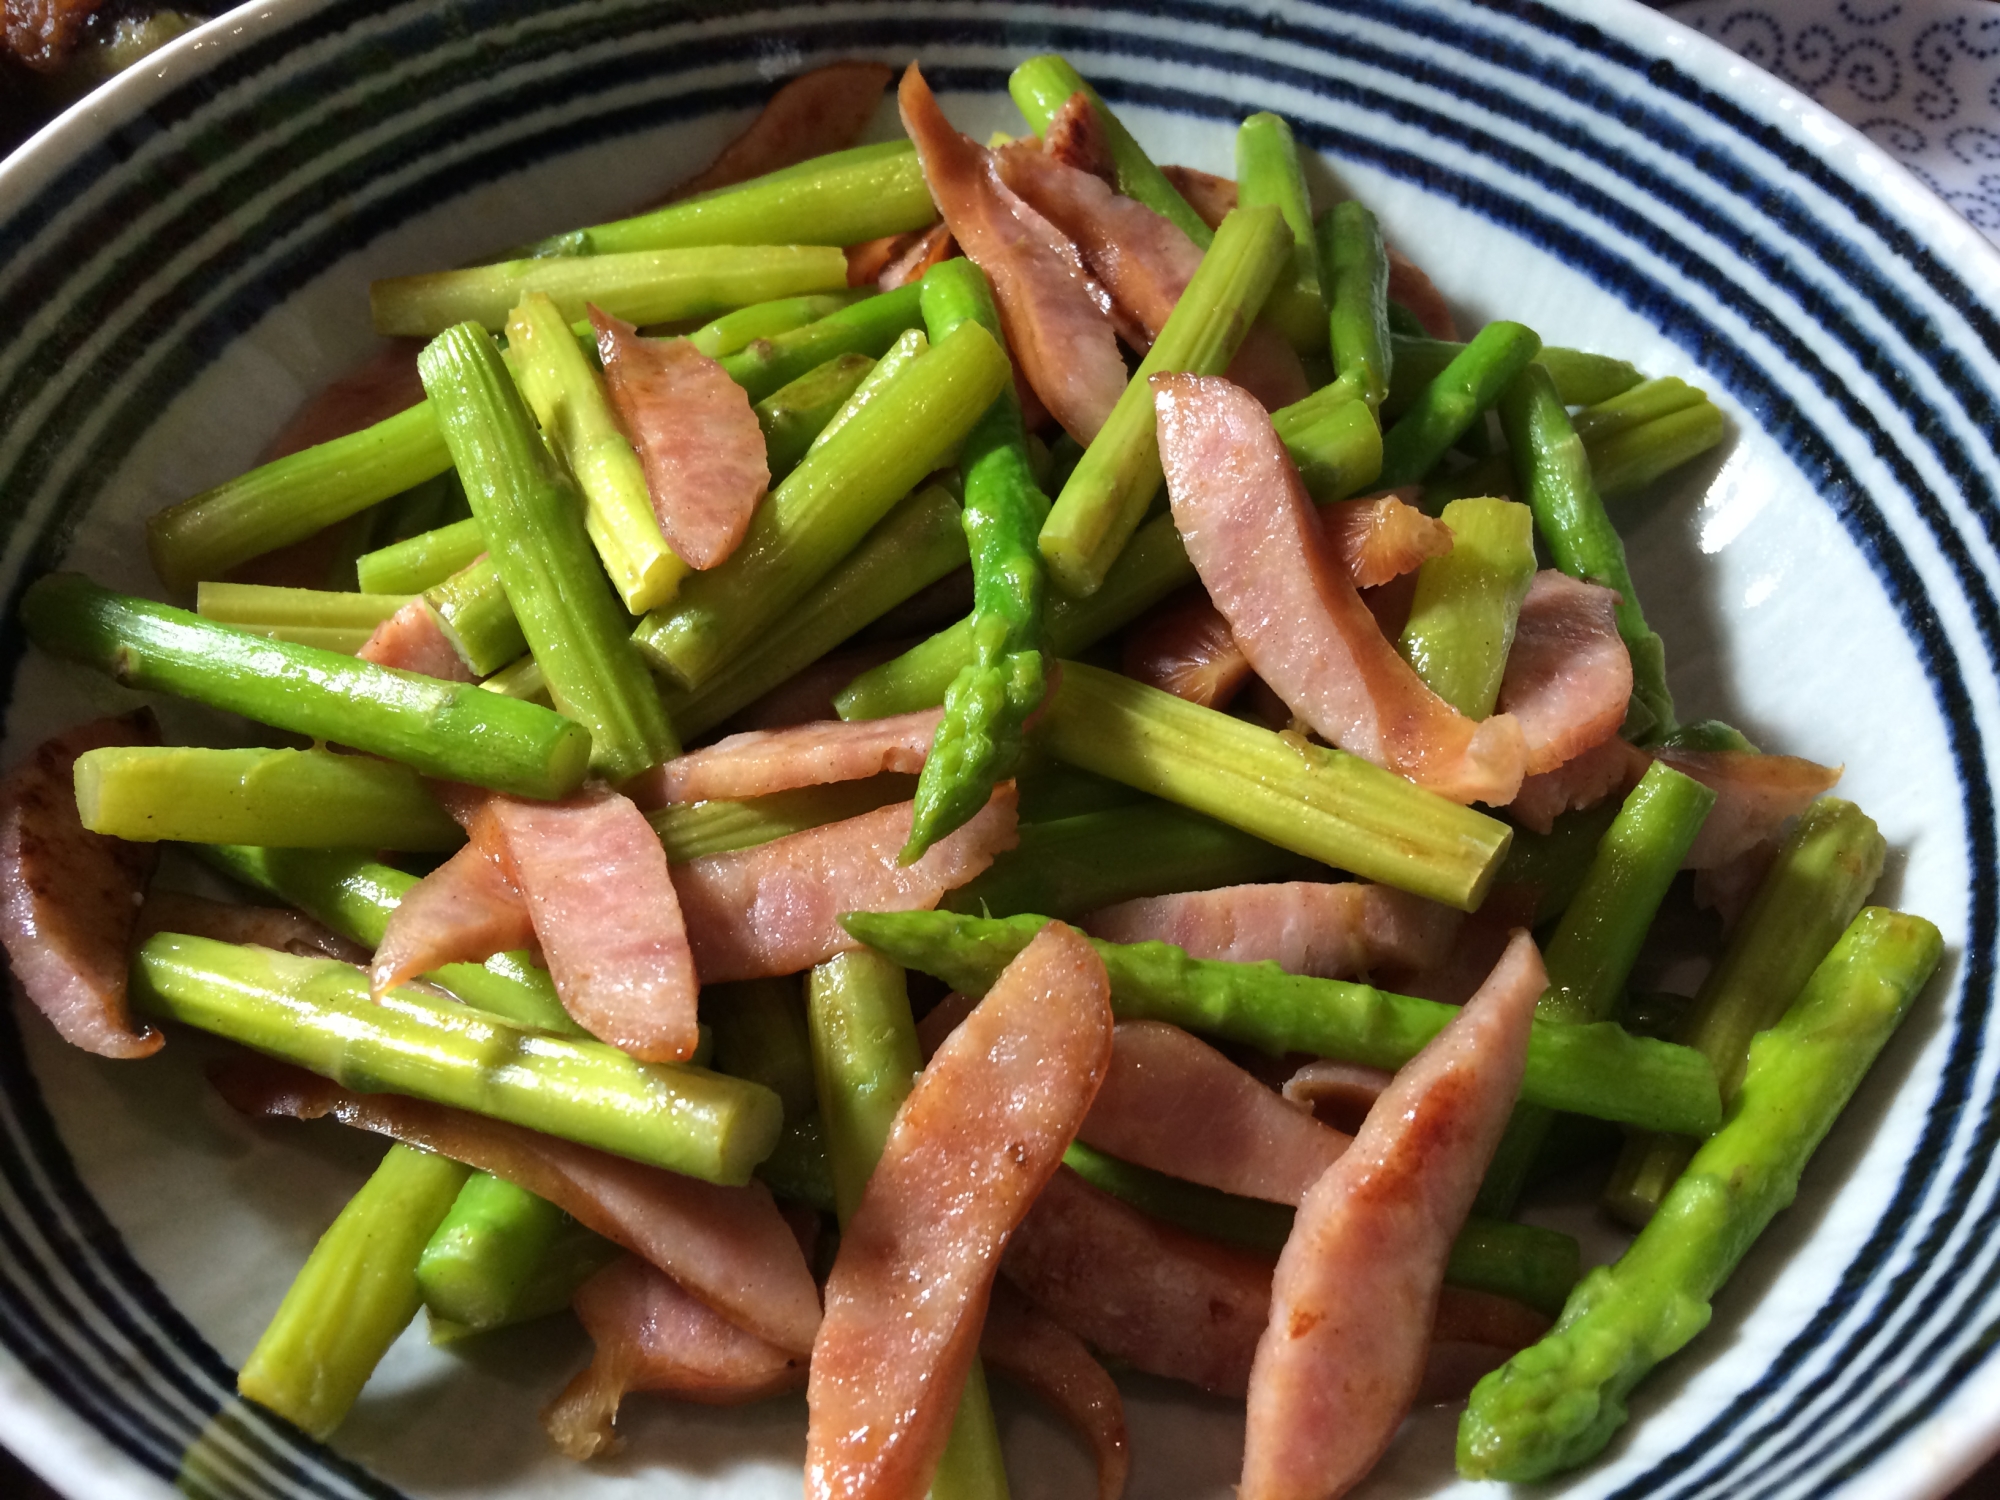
[0,1,1995,1496]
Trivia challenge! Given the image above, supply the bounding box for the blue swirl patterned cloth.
[1667,0,2000,238]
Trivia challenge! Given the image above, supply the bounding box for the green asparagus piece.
[480,653,551,706]
[1318,201,1392,411]
[419,322,678,778]
[1585,400,1728,499]
[148,403,453,593]
[1060,1141,1580,1317]
[1378,322,1543,490]
[1476,761,1717,1216]
[1501,364,1673,737]
[356,516,487,595]
[1040,205,1292,596]
[1497,801,1626,926]
[663,484,968,738]
[1236,112,1326,353]
[931,1361,1013,1500]
[1659,718,1758,754]
[1606,798,1886,1225]
[905,258,1052,863]
[196,843,584,1037]
[707,977,833,1209]
[757,353,877,481]
[843,910,1722,1136]
[942,801,1320,919]
[1040,661,1511,910]
[1460,907,1943,1481]
[425,1206,621,1342]
[507,292,687,614]
[1013,763,1147,821]
[689,290,869,357]
[417,1172,571,1333]
[373,245,848,338]
[650,776,918,864]
[529,141,938,258]
[1008,56,1212,246]
[424,556,528,677]
[1385,300,1428,339]
[21,574,590,799]
[194,583,411,655]
[238,1143,471,1438]
[719,283,927,402]
[1387,337,1643,419]
[1398,497,1538,718]
[634,319,1010,689]
[812,327,929,451]
[1569,376,1707,443]
[133,934,781,1182]
[837,386,1383,722]
[75,745,461,851]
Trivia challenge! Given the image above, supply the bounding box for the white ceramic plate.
[2,1,1999,1496]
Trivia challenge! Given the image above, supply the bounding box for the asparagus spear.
[1586,400,1728,499]
[719,283,927,402]
[424,556,528,677]
[1500,363,1674,737]
[757,353,878,481]
[1398,497,1538,718]
[372,244,849,338]
[480,653,551,707]
[1060,1141,1581,1317]
[1039,204,1292,596]
[1569,376,1707,442]
[1497,801,1625,926]
[689,290,869,356]
[507,291,687,614]
[1387,337,1642,418]
[1039,661,1511,911]
[20,574,590,799]
[419,322,678,778]
[198,844,582,1036]
[805,950,1009,1497]
[1008,55,1212,245]
[633,318,1011,690]
[1476,761,1717,1216]
[1236,112,1327,353]
[147,403,453,593]
[355,516,486,595]
[526,141,938,258]
[75,745,463,851]
[836,388,1382,722]
[662,483,968,739]
[1606,798,1886,1224]
[811,327,929,451]
[416,1172,574,1334]
[904,259,1051,863]
[426,1212,620,1341]
[1318,201,1392,411]
[1459,907,1943,1481]
[195,583,411,655]
[132,935,780,1181]
[1377,321,1543,490]
[941,800,1321,919]
[650,776,916,863]
[238,1143,471,1438]
[707,976,835,1210]
[842,910,1722,1136]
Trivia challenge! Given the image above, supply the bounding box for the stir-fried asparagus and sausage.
[0,54,1940,1500]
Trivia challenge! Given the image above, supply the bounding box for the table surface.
[6,0,2000,1495]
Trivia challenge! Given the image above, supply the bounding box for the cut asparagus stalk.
[1459,907,1943,1481]
[416,1172,579,1335]
[419,322,678,779]
[1318,200,1391,411]
[1398,497,1539,718]
[1386,337,1643,418]
[1604,798,1886,1224]
[373,245,849,338]
[195,583,412,655]
[757,353,877,481]
[507,291,688,614]
[1377,321,1543,490]
[633,319,1010,690]
[719,282,927,402]
[811,327,929,451]
[1236,112,1327,353]
[425,556,528,677]
[75,745,463,850]
[689,290,870,357]
[648,776,915,864]
[841,910,1721,1137]
[132,934,782,1183]
[355,516,487,595]
[20,574,590,799]
[238,1143,471,1438]
[527,141,938,258]
[147,403,452,593]
[1039,661,1511,911]
[1039,204,1292,596]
